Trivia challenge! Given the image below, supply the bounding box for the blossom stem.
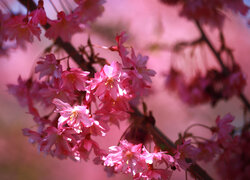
[195,20,250,111]
[184,123,211,135]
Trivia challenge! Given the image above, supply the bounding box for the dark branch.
[148,125,213,180]
[195,20,250,111]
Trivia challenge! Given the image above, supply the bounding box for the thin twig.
[195,20,250,111]
[195,20,227,73]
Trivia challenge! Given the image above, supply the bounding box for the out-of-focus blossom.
[5,15,41,47]
[165,64,246,106]
[73,0,105,24]
[61,68,89,92]
[215,131,250,180]
[197,140,220,162]
[35,53,62,80]
[174,140,200,170]
[30,0,47,25]
[160,0,249,28]
[46,11,83,42]
[7,76,30,106]
[213,113,234,148]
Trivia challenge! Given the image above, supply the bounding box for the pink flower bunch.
[215,130,250,180]
[4,14,42,48]
[182,114,235,162]
[35,53,62,81]
[1,0,47,49]
[160,0,249,27]
[8,33,155,163]
[181,113,250,179]
[102,140,176,180]
[45,11,83,42]
[45,0,105,42]
[205,114,250,180]
[164,64,246,106]
[0,0,105,53]
[174,140,200,170]
[112,32,156,105]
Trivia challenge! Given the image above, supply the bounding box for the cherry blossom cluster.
[179,114,250,179]
[8,32,156,163]
[160,0,249,27]
[164,64,246,106]
[0,0,105,56]
[102,140,176,180]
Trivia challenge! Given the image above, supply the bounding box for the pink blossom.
[7,77,50,107]
[178,74,210,106]
[115,32,129,65]
[22,128,42,144]
[90,61,127,101]
[27,95,50,132]
[161,0,249,27]
[5,15,41,47]
[95,107,130,128]
[7,76,29,106]
[103,140,147,176]
[175,140,200,170]
[197,140,220,162]
[61,68,89,92]
[138,169,173,180]
[23,127,77,160]
[74,137,105,161]
[53,98,93,133]
[73,0,105,24]
[45,11,83,42]
[123,49,156,102]
[129,48,156,83]
[38,83,77,106]
[39,127,77,160]
[103,140,175,179]
[216,131,250,180]
[35,54,62,80]
[30,7,47,25]
[113,33,156,103]
[214,113,234,148]
[86,119,109,136]
[115,33,156,85]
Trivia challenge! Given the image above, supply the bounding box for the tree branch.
[195,20,250,111]
[194,21,227,73]
[148,125,213,180]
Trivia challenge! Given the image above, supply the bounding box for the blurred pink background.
[0,0,250,179]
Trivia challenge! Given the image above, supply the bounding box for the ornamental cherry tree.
[2,0,250,179]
